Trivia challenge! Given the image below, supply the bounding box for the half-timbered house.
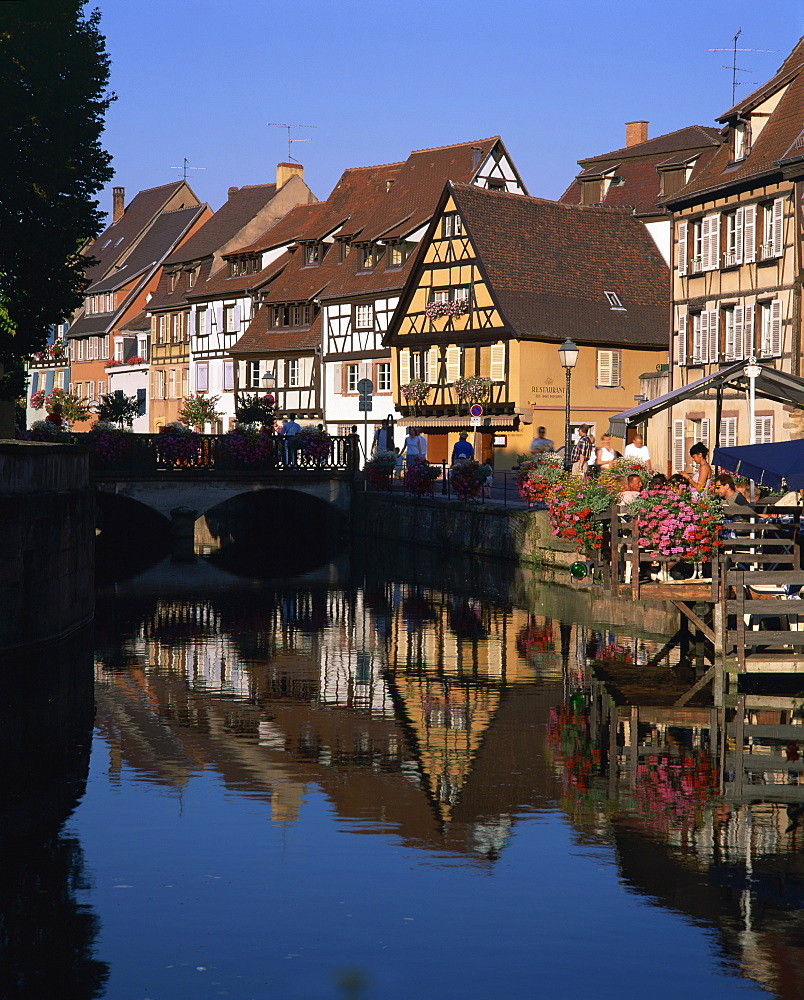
[63,181,208,430]
[385,182,669,468]
[664,37,804,468]
[148,166,315,430]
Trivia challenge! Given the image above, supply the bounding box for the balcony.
[398,380,513,418]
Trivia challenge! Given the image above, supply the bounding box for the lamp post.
[558,338,579,471]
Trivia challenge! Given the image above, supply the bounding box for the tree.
[95,390,140,428]
[235,391,276,427]
[179,393,223,431]
[0,1,114,403]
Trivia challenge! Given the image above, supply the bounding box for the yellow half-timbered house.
[386,183,669,468]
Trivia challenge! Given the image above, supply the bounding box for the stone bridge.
[93,470,356,521]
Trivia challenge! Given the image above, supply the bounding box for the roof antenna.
[708,29,774,105]
[170,157,207,181]
[267,123,316,162]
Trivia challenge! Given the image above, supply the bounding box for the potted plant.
[403,458,441,496]
[400,378,430,408]
[516,453,564,507]
[626,485,722,563]
[364,449,397,490]
[450,459,491,501]
[424,298,469,320]
[156,422,200,467]
[453,375,492,404]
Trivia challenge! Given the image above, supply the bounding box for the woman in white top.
[681,443,712,494]
[595,434,618,471]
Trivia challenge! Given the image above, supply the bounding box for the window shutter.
[708,309,719,364]
[734,207,744,264]
[755,415,773,444]
[214,304,223,333]
[197,363,208,392]
[489,342,505,381]
[772,197,784,256]
[673,419,685,472]
[696,312,709,363]
[205,307,213,333]
[700,417,710,452]
[188,310,195,337]
[769,299,782,356]
[399,347,410,384]
[676,310,687,366]
[704,214,719,270]
[743,204,756,262]
[233,304,241,331]
[446,345,462,382]
[427,347,439,383]
[744,303,755,357]
[677,221,688,276]
[332,363,343,395]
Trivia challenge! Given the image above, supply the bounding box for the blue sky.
[95,0,804,218]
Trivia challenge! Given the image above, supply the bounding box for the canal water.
[3,536,803,1000]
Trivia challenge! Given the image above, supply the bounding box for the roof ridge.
[409,136,499,154]
[454,183,633,213]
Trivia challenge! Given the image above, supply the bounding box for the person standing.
[570,424,593,476]
[595,433,618,471]
[280,412,301,466]
[681,443,712,495]
[451,431,474,464]
[401,427,421,467]
[372,418,393,455]
[529,427,554,457]
[624,433,652,472]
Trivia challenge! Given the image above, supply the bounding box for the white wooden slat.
[708,308,719,363]
[770,298,782,356]
[734,207,744,264]
[446,346,462,382]
[772,197,784,256]
[743,204,756,263]
[676,310,687,366]
[744,303,755,357]
[332,363,343,395]
[673,419,685,472]
[677,221,688,276]
[489,342,505,381]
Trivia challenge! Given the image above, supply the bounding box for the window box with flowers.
[424,298,469,320]
[400,378,430,406]
[453,375,492,404]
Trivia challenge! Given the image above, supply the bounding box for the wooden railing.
[87,433,359,476]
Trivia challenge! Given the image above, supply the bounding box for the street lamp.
[558,338,579,471]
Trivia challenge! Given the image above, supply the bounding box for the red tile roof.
[417,183,669,348]
[560,126,722,216]
[231,308,322,354]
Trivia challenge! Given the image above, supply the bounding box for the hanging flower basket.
[364,449,396,490]
[450,460,491,501]
[404,459,441,496]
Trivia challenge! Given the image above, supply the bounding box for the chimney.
[625,121,649,148]
[228,186,239,199]
[113,186,125,223]
[276,162,303,189]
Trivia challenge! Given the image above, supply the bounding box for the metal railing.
[364,462,526,507]
[87,433,359,476]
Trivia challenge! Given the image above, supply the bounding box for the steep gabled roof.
[560,126,722,216]
[87,205,207,294]
[232,309,322,355]
[83,181,194,281]
[163,183,279,265]
[390,183,669,348]
[667,37,804,202]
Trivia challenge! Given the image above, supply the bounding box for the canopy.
[608,362,804,437]
[713,439,804,490]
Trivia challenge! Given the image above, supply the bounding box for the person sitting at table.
[619,474,644,505]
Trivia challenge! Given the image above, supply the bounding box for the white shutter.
[769,299,782,356]
[446,346,462,382]
[188,309,195,338]
[743,204,756,263]
[708,309,719,364]
[772,197,784,256]
[700,417,710,452]
[597,350,612,386]
[489,342,505,381]
[673,419,685,472]
[696,312,709,363]
[233,303,242,332]
[214,304,223,334]
[677,220,688,276]
[399,347,410,383]
[703,214,719,270]
[719,416,737,448]
[332,363,343,395]
[755,415,773,444]
[426,347,439,383]
[725,308,737,361]
[205,307,213,334]
[676,310,687,366]
[692,314,701,363]
[744,303,755,357]
[611,350,621,387]
[734,207,744,264]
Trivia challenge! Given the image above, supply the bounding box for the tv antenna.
[170,157,207,181]
[709,29,775,105]
[267,122,316,162]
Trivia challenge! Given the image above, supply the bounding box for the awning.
[608,362,804,436]
[713,439,804,490]
[402,414,520,431]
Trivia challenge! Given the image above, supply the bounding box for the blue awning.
[713,439,804,490]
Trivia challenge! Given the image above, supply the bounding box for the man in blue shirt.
[280,413,301,466]
[451,431,474,464]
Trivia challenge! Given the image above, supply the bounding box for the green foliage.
[95,391,140,428]
[234,392,275,426]
[179,393,222,429]
[0,1,114,389]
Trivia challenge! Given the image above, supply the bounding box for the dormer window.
[304,244,320,266]
[230,256,260,277]
[188,266,199,289]
[387,243,409,267]
[169,271,179,292]
[360,245,377,270]
[733,120,751,161]
[604,291,626,310]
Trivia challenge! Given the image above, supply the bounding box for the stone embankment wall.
[353,493,578,567]
[0,442,95,652]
